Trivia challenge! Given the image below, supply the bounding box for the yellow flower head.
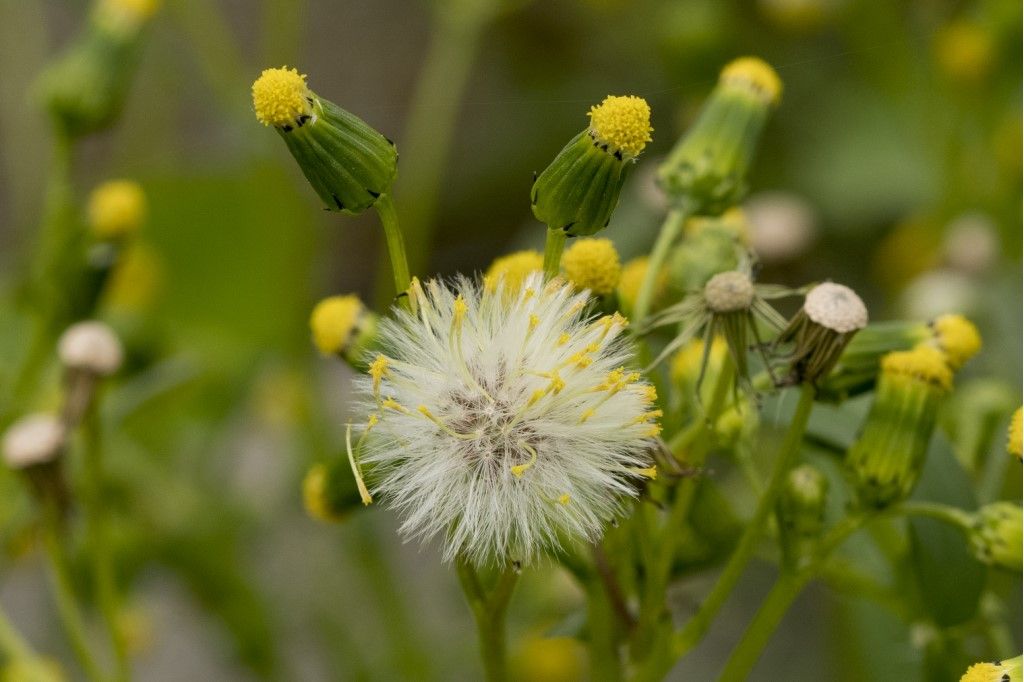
[513,636,584,682]
[588,95,653,158]
[960,655,1022,682]
[302,464,344,523]
[935,20,994,83]
[670,336,727,386]
[931,314,981,370]
[561,238,622,296]
[881,344,953,393]
[87,180,146,240]
[95,0,160,33]
[485,250,544,293]
[310,295,363,356]
[720,56,783,106]
[252,67,313,128]
[1009,407,1022,461]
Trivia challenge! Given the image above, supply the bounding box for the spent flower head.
[356,272,659,565]
[776,282,867,385]
[2,414,66,470]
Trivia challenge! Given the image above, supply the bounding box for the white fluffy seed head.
[2,414,65,469]
[803,282,867,333]
[357,273,660,566]
[703,271,755,313]
[58,321,124,376]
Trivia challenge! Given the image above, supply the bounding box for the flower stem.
[374,193,412,302]
[632,203,690,325]
[542,227,566,281]
[717,571,807,680]
[42,507,105,682]
[83,407,129,681]
[455,557,519,682]
[671,381,816,659]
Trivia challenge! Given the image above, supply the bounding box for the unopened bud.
[968,502,1022,572]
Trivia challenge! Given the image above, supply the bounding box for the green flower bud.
[252,67,398,214]
[968,502,1022,572]
[309,294,379,371]
[658,57,781,214]
[777,282,868,385]
[845,345,952,508]
[532,96,652,236]
[302,459,363,524]
[37,0,159,137]
[666,219,746,294]
[777,464,829,566]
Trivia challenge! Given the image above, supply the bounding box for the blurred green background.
[0,0,1020,679]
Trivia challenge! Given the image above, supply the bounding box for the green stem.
[380,2,493,283]
[633,357,735,656]
[671,382,816,659]
[717,571,807,680]
[83,408,129,681]
[888,500,972,530]
[632,206,689,325]
[42,508,105,682]
[455,557,519,682]
[587,581,624,682]
[374,193,412,301]
[542,227,566,281]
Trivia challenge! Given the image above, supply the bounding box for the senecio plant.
[1,18,1018,677]
[247,60,1022,681]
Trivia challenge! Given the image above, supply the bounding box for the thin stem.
[632,205,689,325]
[374,194,412,302]
[671,382,815,659]
[42,508,105,682]
[587,581,624,682]
[888,500,972,530]
[83,408,129,681]
[542,227,566,281]
[455,557,519,682]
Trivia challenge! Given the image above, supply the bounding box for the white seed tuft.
[2,414,65,469]
[803,282,867,334]
[703,271,755,313]
[58,321,124,376]
[357,273,659,566]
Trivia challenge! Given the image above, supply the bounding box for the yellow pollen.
[511,442,538,478]
[548,372,566,394]
[561,238,623,296]
[881,345,953,392]
[638,385,658,403]
[367,414,379,429]
[557,333,571,346]
[562,301,585,320]
[252,66,312,128]
[588,95,653,158]
[644,424,662,438]
[310,294,363,356]
[720,56,783,106]
[529,314,540,330]
[381,398,407,413]
[633,410,663,424]
[528,389,548,406]
[453,295,468,324]
[578,408,596,424]
[558,493,571,505]
[635,466,658,479]
[931,314,981,370]
[523,288,535,300]
[369,355,389,394]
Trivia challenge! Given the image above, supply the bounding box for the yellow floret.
[1009,407,1022,461]
[561,238,622,296]
[671,336,727,386]
[720,56,783,105]
[310,295,363,356]
[931,314,982,370]
[302,464,343,523]
[881,344,953,392]
[588,95,653,158]
[959,661,1004,682]
[252,67,312,128]
[87,180,146,239]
